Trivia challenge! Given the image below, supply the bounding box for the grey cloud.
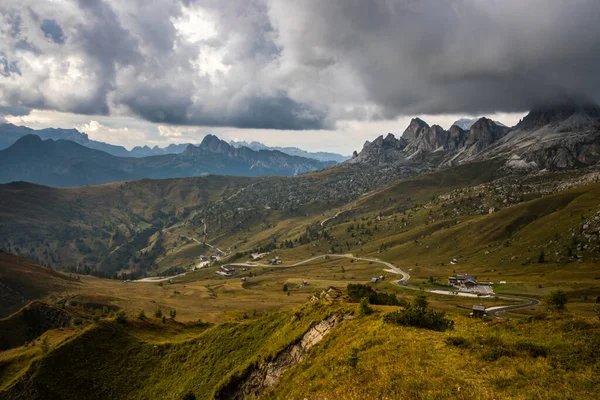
[1,0,600,131]
[40,19,64,44]
[269,0,600,116]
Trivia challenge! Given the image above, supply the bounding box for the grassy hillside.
[0,251,74,318]
[1,295,598,399]
[1,300,343,400]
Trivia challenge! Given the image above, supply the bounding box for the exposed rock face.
[401,118,429,142]
[215,313,344,400]
[405,124,448,154]
[347,133,407,165]
[481,105,600,169]
[349,102,600,170]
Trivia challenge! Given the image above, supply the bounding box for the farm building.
[470,304,487,318]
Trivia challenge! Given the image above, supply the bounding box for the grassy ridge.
[0,251,74,318]
[265,310,600,399]
[2,301,341,400]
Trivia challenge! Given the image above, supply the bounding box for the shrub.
[115,311,128,324]
[183,391,196,400]
[154,309,163,318]
[515,341,547,358]
[383,306,454,331]
[347,284,399,305]
[170,310,177,320]
[546,289,568,311]
[138,310,146,320]
[413,292,428,308]
[41,336,50,354]
[445,336,470,348]
[347,347,359,369]
[358,298,374,316]
[283,283,288,292]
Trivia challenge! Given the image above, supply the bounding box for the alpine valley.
[1,102,600,400]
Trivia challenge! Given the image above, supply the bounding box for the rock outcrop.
[347,133,407,165]
[348,102,600,170]
[215,313,345,400]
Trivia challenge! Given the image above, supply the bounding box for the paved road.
[144,250,538,318]
[135,272,187,282]
[485,294,541,318]
[249,253,538,319]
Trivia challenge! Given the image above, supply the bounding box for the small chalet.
[470,304,487,318]
[270,256,283,265]
[448,274,477,286]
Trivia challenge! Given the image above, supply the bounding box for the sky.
[1,0,599,154]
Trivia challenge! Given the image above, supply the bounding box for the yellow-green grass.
[264,310,600,399]
[0,327,76,392]
[1,301,345,400]
[0,251,76,318]
[3,298,599,400]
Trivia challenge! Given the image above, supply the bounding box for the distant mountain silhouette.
[0,135,334,187]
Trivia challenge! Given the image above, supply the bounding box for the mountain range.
[229,140,349,163]
[0,123,347,163]
[350,103,600,170]
[0,134,335,186]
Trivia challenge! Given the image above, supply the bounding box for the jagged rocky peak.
[200,134,227,150]
[402,118,429,142]
[466,117,509,150]
[349,133,408,165]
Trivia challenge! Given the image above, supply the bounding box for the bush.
[347,347,359,368]
[115,311,128,324]
[347,284,399,305]
[138,310,146,320]
[283,283,288,292]
[413,292,428,308]
[358,298,374,316]
[41,336,50,354]
[445,336,470,348]
[546,289,568,311]
[170,310,177,320]
[183,391,196,400]
[515,341,547,358]
[154,309,163,318]
[383,306,454,331]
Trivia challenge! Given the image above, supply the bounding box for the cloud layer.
[1,0,600,130]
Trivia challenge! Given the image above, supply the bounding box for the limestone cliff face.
[348,103,600,170]
[214,313,346,400]
[347,133,408,165]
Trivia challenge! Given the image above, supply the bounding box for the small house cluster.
[370,275,385,283]
[448,274,478,289]
[269,256,283,265]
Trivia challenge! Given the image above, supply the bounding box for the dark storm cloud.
[40,19,64,44]
[1,0,600,129]
[269,0,600,116]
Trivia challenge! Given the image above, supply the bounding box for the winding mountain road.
[146,251,538,318]
[228,253,537,319]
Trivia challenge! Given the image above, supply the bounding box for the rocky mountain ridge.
[350,104,600,170]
